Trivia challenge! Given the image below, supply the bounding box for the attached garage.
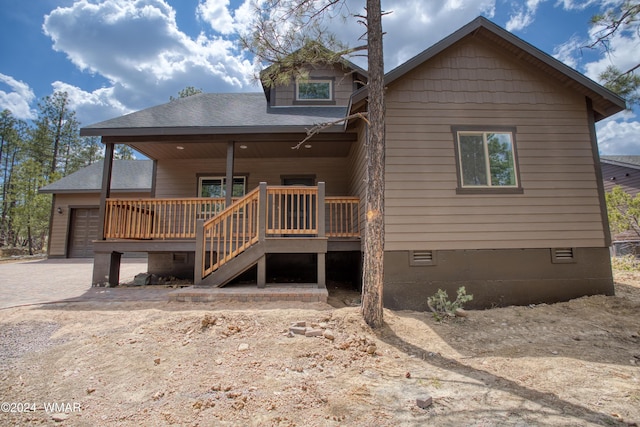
[39,160,154,258]
[68,207,100,258]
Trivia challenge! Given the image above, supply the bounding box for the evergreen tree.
[590,1,640,106]
[242,0,386,327]
[170,86,204,101]
[32,91,80,176]
[0,112,26,247]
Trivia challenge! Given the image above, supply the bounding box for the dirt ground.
[1,271,639,426]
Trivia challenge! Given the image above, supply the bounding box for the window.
[198,176,246,198]
[296,79,332,101]
[454,128,521,193]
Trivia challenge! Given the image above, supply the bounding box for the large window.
[454,129,521,193]
[198,176,246,198]
[296,79,333,101]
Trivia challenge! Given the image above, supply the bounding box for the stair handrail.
[200,186,261,278]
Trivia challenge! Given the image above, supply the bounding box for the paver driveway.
[0,258,149,309]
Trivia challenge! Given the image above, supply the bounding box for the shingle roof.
[39,160,153,193]
[80,93,348,137]
[601,156,640,169]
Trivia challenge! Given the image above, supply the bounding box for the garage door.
[68,208,100,258]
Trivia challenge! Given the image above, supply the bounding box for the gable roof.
[39,160,153,194]
[351,16,626,121]
[80,93,348,137]
[259,42,368,102]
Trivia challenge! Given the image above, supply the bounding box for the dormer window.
[296,78,333,101]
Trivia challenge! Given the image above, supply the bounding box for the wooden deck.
[93,183,361,288]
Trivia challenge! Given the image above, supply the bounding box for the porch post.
[98,141,114,241]
[258,182,268,287]
[225,141,235,208]
[317,182,326,289]
[258,182,267,242]
[194,219,204,286]
[317,182,325,238]
[93,141,118,287]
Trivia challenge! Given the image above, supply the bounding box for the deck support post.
[194,219,204,286]
[317,182,326,288]
[92,251,121,287]
[317,252,326,289]
[257,256,266,288]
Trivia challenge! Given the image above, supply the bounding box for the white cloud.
[42,0,257,123]
[597,115,640,154]
[0,73,36,120]
[51,81,131,127]
[552,36,583,69]
[377,0,497,69]
[505,0,547,31]
[197,0,235,34]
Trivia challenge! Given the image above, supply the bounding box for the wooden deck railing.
[104,198,226,239]
[325,197,360,238]
[201,187,260,277]
[103,187,360,243]
[266,186,318,235]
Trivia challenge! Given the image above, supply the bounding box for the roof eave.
[39,188,152,195]
[601,158,640,170]
[80,124,347,138]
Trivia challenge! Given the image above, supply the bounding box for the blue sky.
[0,0,638,154]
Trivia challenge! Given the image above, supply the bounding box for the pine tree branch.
[291,112,370,149]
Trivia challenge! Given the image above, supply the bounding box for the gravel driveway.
[0,258,149,309]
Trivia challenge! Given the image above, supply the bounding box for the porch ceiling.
[110,132,358,160]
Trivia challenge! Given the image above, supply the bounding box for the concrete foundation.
[383,247,614,310]
[148,252,195,279]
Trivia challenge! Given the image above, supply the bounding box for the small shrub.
[427,286,473,321]
[611,254,640,271]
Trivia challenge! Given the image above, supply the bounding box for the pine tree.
[241,0,386,327]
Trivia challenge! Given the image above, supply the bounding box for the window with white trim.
[455,130,520,191]
[296,79,332,101]
[198,176,246,198]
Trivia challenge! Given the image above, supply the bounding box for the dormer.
[260,44,367,107]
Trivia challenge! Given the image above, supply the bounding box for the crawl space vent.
[552,248,575,263]
[410,250,436,266]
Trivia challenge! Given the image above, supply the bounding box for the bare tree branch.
[291,112,370,150]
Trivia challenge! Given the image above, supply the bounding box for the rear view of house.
[72,16,625,309]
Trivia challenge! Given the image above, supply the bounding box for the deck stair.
[194,182,330,288]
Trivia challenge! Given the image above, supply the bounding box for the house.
[77,16,625,309]
[601,156,640,254]
[601,156,640,194]
[40,160,153,258]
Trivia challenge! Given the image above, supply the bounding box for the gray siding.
[49,192,149,257]
[155,157,350,198]
[273,65,355,107]
[601,162,640,195]
[384,38,605,251]
[347,121,367,246]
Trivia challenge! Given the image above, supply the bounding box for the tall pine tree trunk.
[361,0,385,328]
